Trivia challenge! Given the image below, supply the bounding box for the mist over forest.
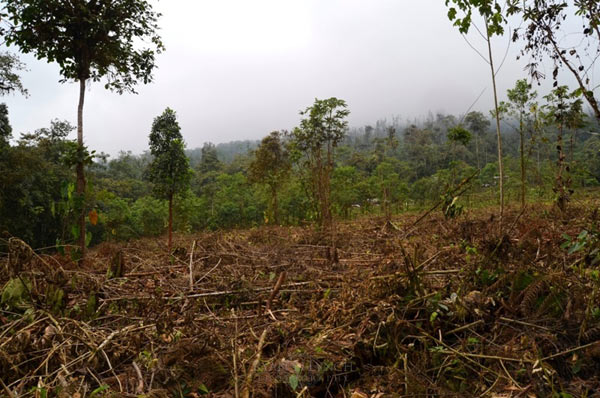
[1,1,600,397]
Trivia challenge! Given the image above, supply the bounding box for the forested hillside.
[2,1,600,397]
[2,96,600,248]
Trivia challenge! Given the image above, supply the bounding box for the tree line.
[2,85,600,252]
[0,0,599,254]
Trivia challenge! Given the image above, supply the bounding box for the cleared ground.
[2,203,600,397]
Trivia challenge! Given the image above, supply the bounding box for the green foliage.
[279,179,315,225]
[146,108,192,200]
[0,118,76,248]
[464,111,490,135]
[1,278,31,311]
[94,190,136,241]
[92,193,167,240]
[3,0,164,255]
[131,196,168,236]
[0,52,27,97]
[375,160,407,218]
[445,0,509,36]
[46,284,66,314]
[211,173,264,229]
[295,98,350,152]
[291,97,350,227]
[197,143,222,174]
[3,0,163,91]
[506,79,538,114]
[561,226,600,270]
[543,86,586,210]
[3,83,600,248]
[543,86,585,130]
[89,385,109,398]
[173,191,205,232]
[0,103,12,147]
[479,162,498,186]
[331,166,361,218]
[447,126,472,147]
[248,131,290,224]
[443,195,464,219]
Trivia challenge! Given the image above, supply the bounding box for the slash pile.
[1,204,600,398]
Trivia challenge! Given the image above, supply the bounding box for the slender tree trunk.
[485,140,488,165]
[76,78,87,259]
[383,186,390,222]
[272,186,279,225]
[556,125,568,211]
[475,134,481,169]
[486,24,505,227]
[519,114,526,209]
[168,192,173,253]
[324,143,333,231]
[569,130,575,163]
[315,151,325,227]
[537,148,542,185]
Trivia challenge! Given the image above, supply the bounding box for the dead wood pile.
[1,205,600,398]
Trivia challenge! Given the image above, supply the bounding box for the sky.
[1,0,592,156]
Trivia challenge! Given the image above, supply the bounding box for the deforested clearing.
[3,203,600,397]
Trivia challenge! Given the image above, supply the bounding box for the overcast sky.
[1,0,591,156]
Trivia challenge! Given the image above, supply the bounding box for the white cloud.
[1,1,594,155]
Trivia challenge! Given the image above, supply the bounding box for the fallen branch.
[540,340,600,362]
[196,257,222,284]
[499,317,551,332]
[403,169,480,236]
[241,328,268,398]
[447,319,484,335]
[188,240,196,291]
[132,361,144,395]
[170,282,312,300]
[0,377,16,398]
[265,271,286,312]
[370,269,461,281]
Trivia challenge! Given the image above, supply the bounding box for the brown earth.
[1,203,600,398]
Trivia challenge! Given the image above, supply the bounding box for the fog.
[1,0,587,155]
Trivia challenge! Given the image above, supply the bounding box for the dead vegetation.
[1,204,600,398]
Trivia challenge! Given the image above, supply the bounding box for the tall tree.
[3,0,163,258]
[198,143,222,174]
[0,51,26,148]
[499,79,537,208]
[0,52,27,96]
[248,131,291,225]
[375,161,403,222]
[464,111,490,168]
[543,86,585,212]
[291,98,349,231]
[146,108,191,253]
[509,0,600,120]
[0,104,12,149]
[446,0,507,226]
[1,119,75,248]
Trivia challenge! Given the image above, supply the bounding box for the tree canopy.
[3,0,164,91]
[147,108,191,199]
[248,131,291,224]
[146,108,191,252]
[0,52,27,96]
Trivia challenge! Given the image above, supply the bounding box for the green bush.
[131,196,168,236]
[93,190,136,241]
